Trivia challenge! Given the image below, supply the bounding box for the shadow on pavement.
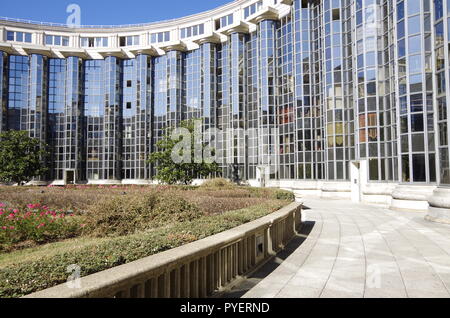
[217,220,316,298]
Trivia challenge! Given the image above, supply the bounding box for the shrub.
[151,193,204,225]
[200,178,236,189]
[0,201,284,298]
[83,194,157,237]
[84,193,204,237]
[0,203,82,251]
[273,189,296,201]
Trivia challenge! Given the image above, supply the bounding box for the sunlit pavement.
[242,197,450,298]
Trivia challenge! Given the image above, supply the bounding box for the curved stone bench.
[24,202,302,298]
[426,187,450,224]
[390,185,436,212]
[290,181,322,196]
[321,182,351,200]
[362,183,397,205]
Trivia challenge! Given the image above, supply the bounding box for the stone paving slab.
[243,197,450,298]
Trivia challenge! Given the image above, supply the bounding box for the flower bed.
[0,203,81,250]
[0,182,295,297]
[0,201,289,298]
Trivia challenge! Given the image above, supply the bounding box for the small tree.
[0,130,49,186]
[148,120,220,185]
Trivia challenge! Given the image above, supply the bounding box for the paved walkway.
[242,197,450,298]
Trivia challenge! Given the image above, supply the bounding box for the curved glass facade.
[0,0,450,186]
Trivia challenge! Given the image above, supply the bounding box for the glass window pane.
[7,31,14,41]
[408,1,421,15]
[412,154,426,182]
[408,15,421,34]
[408,35,422,54]
[45,35,53,45]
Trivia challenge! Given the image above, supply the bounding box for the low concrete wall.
[390,185,436,212]
[361,183,397,205]
[24,202,302,298]
[270,180,351,199]
[427,187,450,224]
[321,182,351,200]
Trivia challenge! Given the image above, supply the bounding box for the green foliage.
[0,201,285,298]
[0,131,49,185]
[0,184,293,297]
[83,193,204,237]
[0,185,290,249]
[148,119,220,185]
[200,178,236,189]
[273,189,296,201]
[0,204,82,252]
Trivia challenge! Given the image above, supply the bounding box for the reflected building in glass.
[1,0,450,220]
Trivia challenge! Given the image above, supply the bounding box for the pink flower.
[12,209,19,214]
[37,223,46,229]
[0,203,5,208]
[9,226,14,230]
[27,203,41,209]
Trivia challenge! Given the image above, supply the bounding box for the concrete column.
[233,244,238,278]
[134,283,145,298]
[238,241,244,275]
[217,250,223,288]
[189,260,198,298]
[225,246,232,283]
[243,238,248,272]
[181,264,189,298]
[267,225,275,255]
[151,277,158,298]
[250,236,256,266]
[206,255,214,295]
[144,280,152,298]
[350,161,364,203]
[160,273,168,298]
[220,249,225,285]
[199,257,207,298]
[171,268,180,298]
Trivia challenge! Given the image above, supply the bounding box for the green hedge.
[0,201,287,298]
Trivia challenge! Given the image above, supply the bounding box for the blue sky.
[0,0,231,25]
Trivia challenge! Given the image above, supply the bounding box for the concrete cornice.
[193,32,223,45]
[160,40,188,52]
[220,21,252,35]
[0,0,293,58]
[247,6,280,24]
